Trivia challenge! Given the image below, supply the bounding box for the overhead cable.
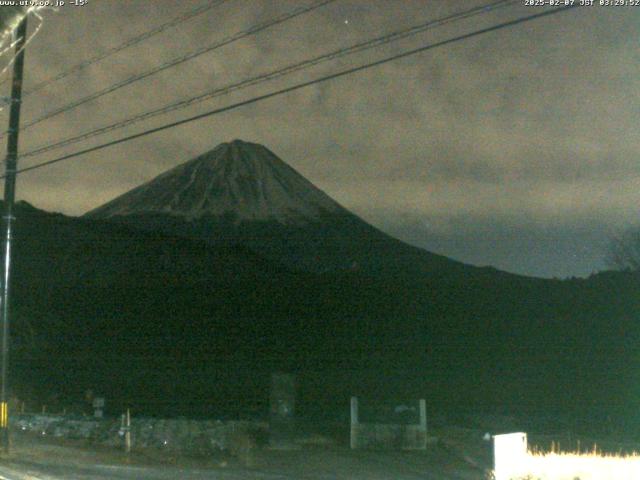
[7,5,578,179]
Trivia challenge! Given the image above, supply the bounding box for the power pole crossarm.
[0,15,28,454]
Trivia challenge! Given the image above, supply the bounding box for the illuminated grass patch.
[493,444,640,480]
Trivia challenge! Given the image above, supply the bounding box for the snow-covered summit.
[85,139,346,224]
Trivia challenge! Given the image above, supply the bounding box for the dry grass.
[494,445,640,480]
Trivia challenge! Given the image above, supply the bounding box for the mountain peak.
[228,138,250,146]
[85,140,345,224]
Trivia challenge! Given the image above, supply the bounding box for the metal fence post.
[350,396,358,449]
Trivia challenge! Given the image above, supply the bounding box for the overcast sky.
[1,0,637,278]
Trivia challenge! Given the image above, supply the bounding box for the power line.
[3,0,336,138]
[5,5,578,180]
[20,0,517,160]
[2,0,228,97]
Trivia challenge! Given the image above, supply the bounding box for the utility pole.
[0,15,28,453]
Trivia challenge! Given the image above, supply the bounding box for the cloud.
[7,1,639,277]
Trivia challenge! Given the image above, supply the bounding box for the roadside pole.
[0,15,28,454]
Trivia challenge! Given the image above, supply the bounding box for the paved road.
[0,432,488,479]
[0,453,485,480]
[0,462,295,480]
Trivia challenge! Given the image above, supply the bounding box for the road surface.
[0,430,488,479]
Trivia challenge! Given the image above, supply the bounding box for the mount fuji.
[86,139,471,276]
[87,139,345,224]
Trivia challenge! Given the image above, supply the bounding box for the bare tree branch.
[607,226,640,271]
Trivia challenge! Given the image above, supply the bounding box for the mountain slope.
[86,139,345,223]
[3,201,639,428]
[4,139,632,430]
[85,140,484,276]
